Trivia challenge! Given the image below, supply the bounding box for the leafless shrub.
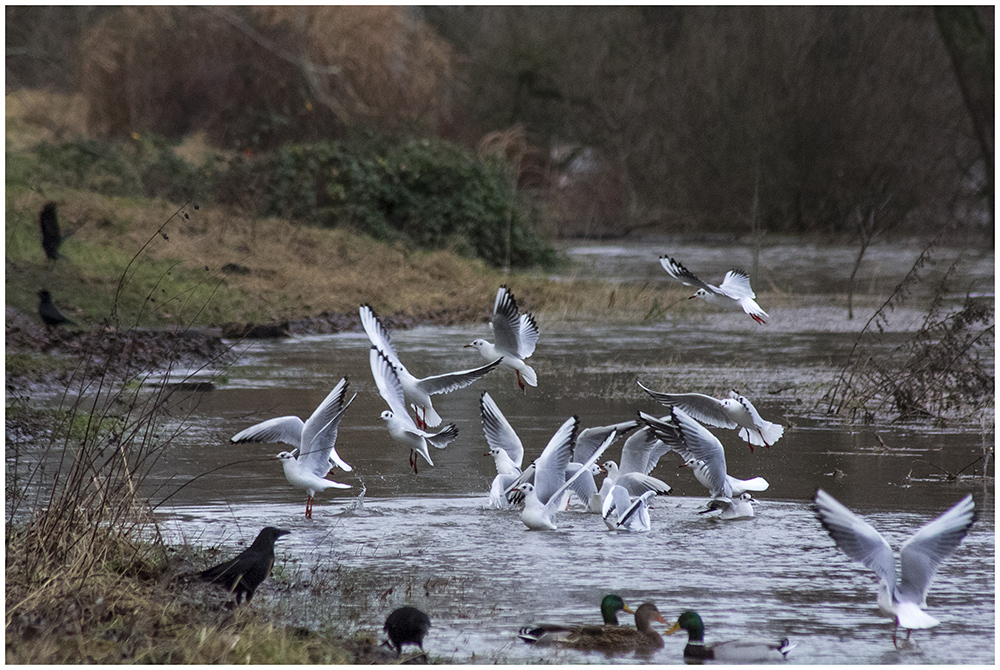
[824,243,995,423]
[5,211,239,626]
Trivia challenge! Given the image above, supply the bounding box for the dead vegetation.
[824,243,995,424]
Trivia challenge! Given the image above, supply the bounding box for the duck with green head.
[667,611,795,663]
[521,598,667,654]
[518,594,633,645]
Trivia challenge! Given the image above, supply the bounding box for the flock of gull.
[212,253,977,661]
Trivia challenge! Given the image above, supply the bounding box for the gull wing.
[542,428,616,513]
[717,269,756,300]
[300,392,356,476]
[616,490,656,529]
[491,285,525,357]
[231,416,304,448]
[728,475,769,493]
[504,462,535,504]
[360,304,404,371]
[897,495,976,606]
[602,484,633,521]
[480,392,524,469]
[369,347,414,427]
[518,312,540,358]
[640,409,728,498]
[563,462,599,506]
[813,489,898,591]
[659,255,714,292]
[574,420,638,464]
[620,424,671,475]
[301,378,351,459]
[616,472,672,496]
[638,382,737,430]
[534,417,579,505]
[417,357,503,396]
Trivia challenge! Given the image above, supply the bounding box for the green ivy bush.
[220,137,555,268]
[32,135,215,203]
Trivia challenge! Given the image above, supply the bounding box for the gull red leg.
[305,495,314,519]
[759,428,771,448]
[516,370,525,392]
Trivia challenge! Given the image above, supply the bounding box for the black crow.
[39,202,63,260]
[384,606,431,656]
[38,290,76,328]
[199,526,290,605]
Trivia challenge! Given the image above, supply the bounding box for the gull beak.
[666,621,682,636]
[483,452,491,457]
[687,295,696,300]
[678,463,688,468]
[463,343,474,348]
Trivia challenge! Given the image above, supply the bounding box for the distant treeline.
[7,6,993,239]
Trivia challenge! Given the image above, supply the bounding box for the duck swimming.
[561,602,667,653]
[666,611,795,663]
[518,594,633,645]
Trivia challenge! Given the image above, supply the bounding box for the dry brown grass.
[5,89,90,151]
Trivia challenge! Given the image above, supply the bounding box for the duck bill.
[623,604,635,614]
[666,622,682,636]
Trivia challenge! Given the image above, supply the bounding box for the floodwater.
[47,239,1000,663]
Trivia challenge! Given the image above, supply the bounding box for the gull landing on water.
[231,378,355,519]
[369,347,459,473]
[813,489,976,646]
[513,417,617,530]
[360,304,502,429]
[637,381,784,451]
[466,285,539,391]
[659,255,768,324]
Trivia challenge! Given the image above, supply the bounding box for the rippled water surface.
[98,240,1000,663]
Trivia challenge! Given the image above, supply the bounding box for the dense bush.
[17,132,555,269]
[219,137,555,268]
[32,135,216,203]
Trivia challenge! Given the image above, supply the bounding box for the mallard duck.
[667,611,795,663]
[518,594,633,645]
[562,602,667,652]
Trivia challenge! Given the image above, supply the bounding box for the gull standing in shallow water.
[659,254,769,324]
[512,417,616,530]
[360,304,502,428]
[638,381,784,451]
[466,285,539,390]
[370,347,458,473]
[813,489,976,645]
[231,378,355,518]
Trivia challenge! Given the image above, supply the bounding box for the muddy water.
[137,239,993,664]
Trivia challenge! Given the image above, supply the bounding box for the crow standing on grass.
[199,526,290,605]
[39,202,64,261]
[38,290,76,328]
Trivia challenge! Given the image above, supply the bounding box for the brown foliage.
[255,6,455,133]
[80,7,455,149]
